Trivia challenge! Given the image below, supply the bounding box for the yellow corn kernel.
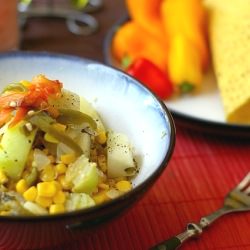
[60,154,76,164]
[53,190,66,204]
[96,131,107,144]
[37,181,57,198]
[49,204,65,214]
[16,179,28,194]
[58,175,71,190]
[115,180,132,192]
[39,164,55,182]
[0,211,10,216]
[23,186,37,202]
[0,170,8,184]
[52,123,66,132]
[44,133,59,143]
[55,163,67,175]
[92,191,109,205]
[35,196,52,208]
[98,183,109,190]
[52,180,62,191]
[97,154,107,173]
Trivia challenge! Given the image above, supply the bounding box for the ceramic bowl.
[0,51,175,249]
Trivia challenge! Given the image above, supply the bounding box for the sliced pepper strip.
[10,107,28,127]
[27,112,83,157]
[0,108,13,127]
[24,167,38,186]
[126,58,173,99]
[2,83,27,93]
[0,92,26,108]
[57,109,97,129]
[0,75,63,128]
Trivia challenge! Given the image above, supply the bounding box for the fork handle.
[151,207,232,249]
[150,223,203,250]
[150,236,181,250]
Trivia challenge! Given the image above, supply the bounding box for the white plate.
[165,69,225,123]
[104,17,250,137]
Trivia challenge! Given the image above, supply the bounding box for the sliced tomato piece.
[0,75,63,127]
[0,92,26,108]
[10,107,28,127]
[0,108,13,127]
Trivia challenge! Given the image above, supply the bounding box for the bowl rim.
[0,51,176,222]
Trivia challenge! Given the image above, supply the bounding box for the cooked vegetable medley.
[0,75,137,216]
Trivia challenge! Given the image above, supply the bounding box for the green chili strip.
[57,108,97,129]
[2,83,27,93]
[28,112,83,156]
[24,167,38,186]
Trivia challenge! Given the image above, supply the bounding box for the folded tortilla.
[205,0,250,124]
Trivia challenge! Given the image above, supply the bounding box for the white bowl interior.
[0,53,173,187]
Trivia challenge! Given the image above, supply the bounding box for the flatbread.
[205,0,250,124]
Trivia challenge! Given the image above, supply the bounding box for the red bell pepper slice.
[126,58,173,99]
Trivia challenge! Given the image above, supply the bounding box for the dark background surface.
[21,0,126,62]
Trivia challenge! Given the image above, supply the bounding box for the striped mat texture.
[47,124,250,250]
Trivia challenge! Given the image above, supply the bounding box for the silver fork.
[151,172,250,250]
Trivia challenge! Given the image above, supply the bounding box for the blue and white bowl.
[0,51,175,249]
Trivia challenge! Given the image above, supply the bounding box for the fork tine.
[235,172,250,190]
[245,186,250,195]
[229,189,250,206]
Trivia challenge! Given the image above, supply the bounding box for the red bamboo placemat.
[49,125,250,250]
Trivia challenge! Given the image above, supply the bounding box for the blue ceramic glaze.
[0,51,175,249]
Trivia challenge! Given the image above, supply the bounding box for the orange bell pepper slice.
[112,21,168,72]
[126,0,165,41]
